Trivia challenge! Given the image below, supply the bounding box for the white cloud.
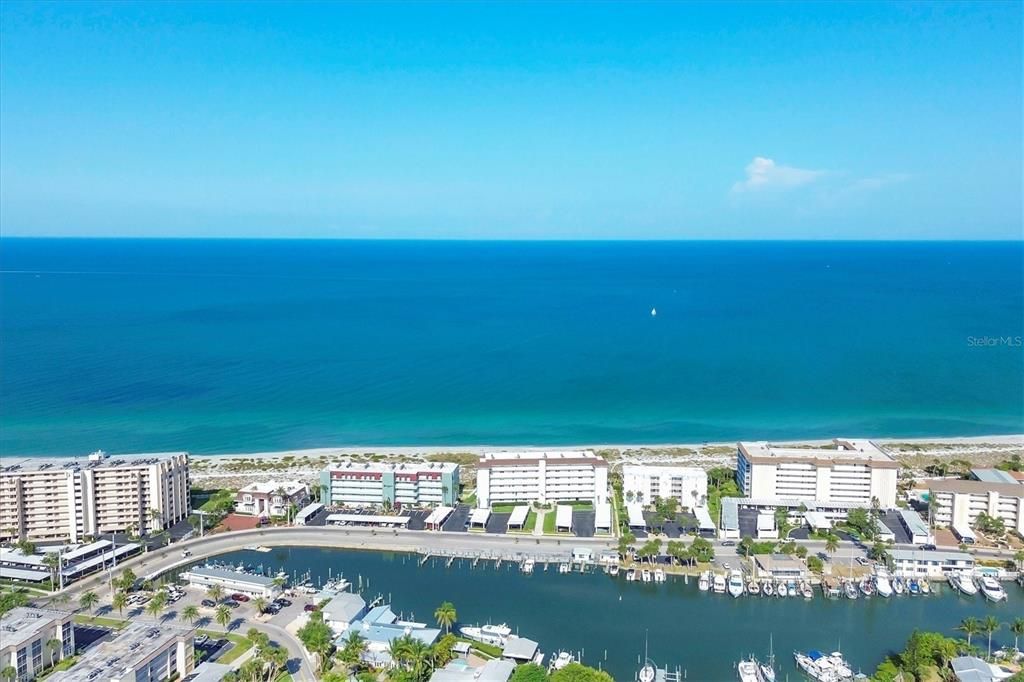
[731,156,826,193]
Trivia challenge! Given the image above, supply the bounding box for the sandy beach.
[188,434,1024,490]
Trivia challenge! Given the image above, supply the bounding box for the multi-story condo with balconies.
[0,451,190,543]
[735,438,898,509]
[49,622,195,682]
[0,608,75,682]
[319,461,459,508]
[929,479,1023,535]
[621,465,708,509]
[476,450,609,508]
[234,480,309,517]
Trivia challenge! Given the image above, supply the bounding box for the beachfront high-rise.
[621,465,708,509]
[476,450,609,508]
[0,451,191,543]
[319,461,459,508]
[735,439,898,509]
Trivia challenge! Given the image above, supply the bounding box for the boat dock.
[417,547,574,568]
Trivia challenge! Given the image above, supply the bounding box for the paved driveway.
[572,511,595,537]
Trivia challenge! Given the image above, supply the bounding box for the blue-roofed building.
[335,603,441,668]
[970,469,1020,485]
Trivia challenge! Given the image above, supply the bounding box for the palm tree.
[824,534,840,555]
[388,634,414,670]
[45,637,62,670]
[42,552,61,590]
[181,604,200,625]
[982,616,1001,660]
[271,575,287,591]
[407,638,433,681]
[80,590,99,614]
[207,584,224,603]
[339,632,368,668]
[112,591,128,616]
[433,601,456,633]
[118,568,137,592]
[145,593,166,620]
[1014,550,1024,572]
[252,596,268,614]
[215,604,232,629]
[959,617,982,648]
[147,507,163,533]
[1009,618,1024,653]
[1,665,16,682]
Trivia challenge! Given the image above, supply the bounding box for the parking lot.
[572,510,595,537]
[73,623,114,652]
[441,504,472,532]
[643,511,699,538]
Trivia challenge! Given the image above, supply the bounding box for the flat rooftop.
[0,607,71,650]
[237,480,307,494]
[930,479,1024,496]
[890,549,974,564]
[325,461,458,474]
[738,439,896,467]
[0,451,188,475]
[478,450,606,467]
[49,622,193,682]
[185,566,275,586]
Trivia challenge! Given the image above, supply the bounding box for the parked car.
[201,599,216,608]
[230,593,250,602]
[195,635,208,645]
[181,550,192,557]
[720,540,736,547]
[303,604,319,612]
[919,543,937,551]
[224,600,239,608]
[275,598,292,607]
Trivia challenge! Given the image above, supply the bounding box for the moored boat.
[843,580,858,600]
[892,576,905,595]
[459,623,512,647]
[979,576,1007,602]
[919,579,931,595]
[654,568,666,583]
[548,651,575,672]
[736,658,761,682]
[714,573,727,594]
[748,580,761,596]
[859,578,874,597]
[728,570,745,598]
[642,569,653,583]
[907,578,920,596]
[626,568,637,581]
[801,582,814,599]
[953,571,978,596]
[874,569,893,598]
[763,580,775,597]
[698,571,711,591]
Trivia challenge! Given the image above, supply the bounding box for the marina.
[202,546,1022,681]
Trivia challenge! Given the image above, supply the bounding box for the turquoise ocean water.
[1,239,1021,455]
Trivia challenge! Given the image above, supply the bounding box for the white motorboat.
[737,659,761,682]
[610,564,620,577]
[698,571,711,591]
[559,563,571,574]
[642,569,653,583]
[874,569,893,598]
[787,580,798,597]
[892,576,905,595]
[728,570,745,598]
[919,579,931,595]
[713,573,727,594]
[795,650,851,682]
[979,576,1008,602]
[548,651,575,672]
[459,623,512,647]
[654,569,666,583]
[626,568,637,581]
[521,559,535,573]
[953,571,978,596]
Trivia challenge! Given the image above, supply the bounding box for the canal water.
[211,547,1022,681]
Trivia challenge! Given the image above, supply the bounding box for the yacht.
[762,580,774,597]
[737,658,761,682]
[728,570,745,598]
[698,571,711,591]
[952,571,978,596]
[713,573,727,594]
[979,576,1008,602]
[642,569,653,583]
[747,580,761,596]
[521,559,535,573]
[459,623,512,647]
[548,652,575,672]
[874,569,893,598]
[654,568,666,583]
[794,650,855,682]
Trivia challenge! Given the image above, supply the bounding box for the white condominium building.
[929,479,1024,535]
[476,451,608,508]
[0,451,191,543]
[320,461,460,508]
[621,465,708,509]
[0,608,75,681]
[49,622,195,682]
[736,439,898,509]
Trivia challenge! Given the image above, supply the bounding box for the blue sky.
[1,1,1020,239]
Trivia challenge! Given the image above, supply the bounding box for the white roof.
[508,505,529,527]
[326,460,459,474]
[804,511,832,529]
[739,439,893,463]
[469,508,491,525]
[694,506,715,530]
[295,502,324,522]
[238,480,307,495]
[898,508,930,537]
[953,522,977,541]
[326,513,410,525]
[595,502,612,529]
[626,503,646,528]
[425,506,455,526]
[480,450,600,462]
[555,505,573,529]
[61,539,113,562]
[756,513,776,531]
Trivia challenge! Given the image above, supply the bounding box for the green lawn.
[73,614,128,630]
[36,656,79,680]
[523,511,537,532]
[542,511,556,534]
[199,630,253,664]
[455,637,501,659]
[567,501,593,510]
[490,503,520,513]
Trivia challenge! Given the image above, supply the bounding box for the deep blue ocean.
[1,239,1022,456]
